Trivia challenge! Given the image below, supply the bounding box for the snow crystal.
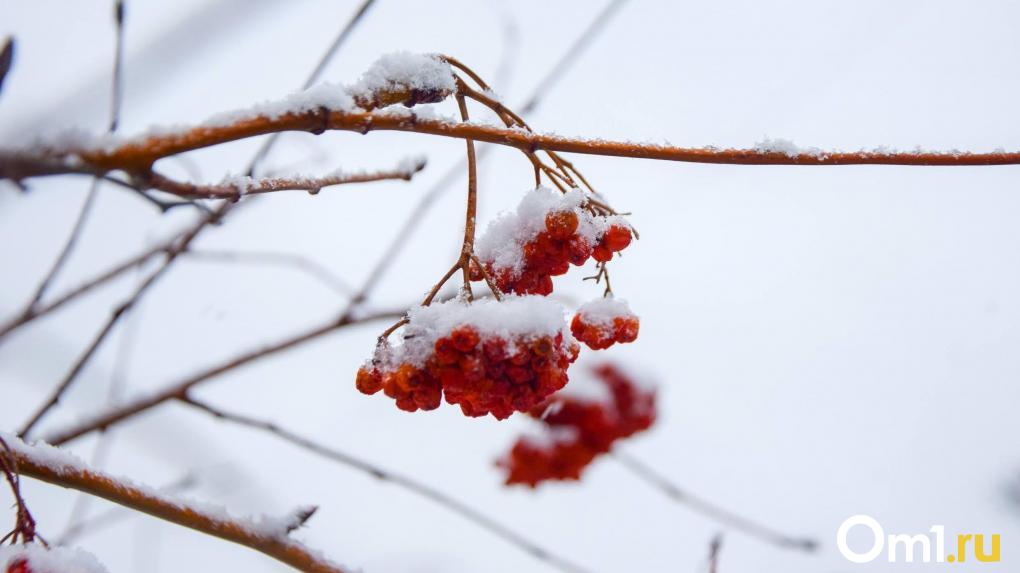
[476,187,617,276]
[348,52,456,102]
[575,297,636,327]
[374,295,570,370]
[0,544,108,573]
[203,82,356,128]
[754,137,824,158]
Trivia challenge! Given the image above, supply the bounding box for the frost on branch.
[571,297,640,350]
[356,296,581,419]
[499,363,656,486]
[1,545,108,573]
[472,187,633,295]
[164,52,454,135]
[348,52,456,110]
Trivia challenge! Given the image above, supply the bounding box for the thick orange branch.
[70,109,1020,169]
[6,440,347,573]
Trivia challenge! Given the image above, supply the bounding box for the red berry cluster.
[5,558,30,573]
[473,210,632,296]
[500,363,656,487]
[357,326,580,420]
[570,308,639,351]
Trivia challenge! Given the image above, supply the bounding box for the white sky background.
[2,1,1020,571]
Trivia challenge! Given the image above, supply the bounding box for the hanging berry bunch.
[472,188,634,296]
[357,297,580,419]
[499,363,656,486]
[571,297,640,350]
[354,55,639,420]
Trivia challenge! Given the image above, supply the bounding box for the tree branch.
[43,309,405,446]
[613,451,817,552]
[8,108,1016,180]
[178,396,591,573]
[3,434,347,573]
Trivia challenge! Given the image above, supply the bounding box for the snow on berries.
[356,296,581,419]
[473,187,633,295]
[570,297,640,350]
[1,545,108,573]
[498,362,656,487]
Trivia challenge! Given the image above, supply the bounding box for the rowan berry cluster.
[499,363,656,486]
[356,297,580,419]
[5,558,29,573]
[570,298,640,350]
[473,188,633,295]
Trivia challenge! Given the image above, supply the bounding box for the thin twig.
[183,249,356,297]
[707,533,723,573]
[18,0,126,314]
[44,309,405,446]
[6,437,348,573]
[245,0,378,176]
[177,396,591,573]
[455,92,477,299]
[613,451,817,552]
[0,436,42,546]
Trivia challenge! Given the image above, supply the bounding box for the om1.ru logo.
[838,515,1001,564]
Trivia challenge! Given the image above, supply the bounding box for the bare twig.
[183,249,356,297]
[245,0,378,175]
[17,0,126,314]
[5,437,348,573]
[707,533,723,573]
[178,396,591,573]
[613,451,817,552]
[0,240,168,341]
[44,309,405,446]
[0,436,43,546]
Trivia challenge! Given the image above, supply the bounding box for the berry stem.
[471,254,503,301]
[455,90,478,301]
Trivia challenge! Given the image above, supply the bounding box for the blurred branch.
[707,534,723,573]
[613,451,818,552]
[0,37,14,96]
[184,249,356,297]
[17,0,127,318]
[179,396,591,573]
[6,436,347,573]
[246,0,378,175]
[44,308,405,445]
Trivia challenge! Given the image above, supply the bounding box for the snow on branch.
[1,433,347,573]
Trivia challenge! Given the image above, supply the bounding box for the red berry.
[545,210,579,240]
[591,244,613,262]
[6,558,31,573]
[355,367,383,395]
[500,362,656,486]
[602,225,632,252]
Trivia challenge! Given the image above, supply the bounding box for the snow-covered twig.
[2,434,347,573]
[143,157,425,199]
